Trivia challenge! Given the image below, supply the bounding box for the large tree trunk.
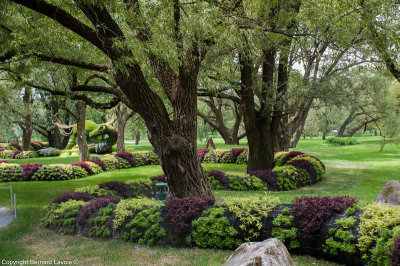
[76,102,90,161]
[290,99,313,148]
[135,132,140,145]
[343,117,381,137]
[22,87,33,151]
[116,106,134,153]
[338,111,357,137]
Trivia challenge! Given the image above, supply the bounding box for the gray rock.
[225,238,295,266]
[375,180,400,206]
[95,140,112,154]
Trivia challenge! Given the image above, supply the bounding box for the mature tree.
[1,0,224,197]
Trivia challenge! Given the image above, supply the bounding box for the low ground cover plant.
[326,137,359,146]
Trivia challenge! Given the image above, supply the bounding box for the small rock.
[375,180,400,206]
[225,238,295,266]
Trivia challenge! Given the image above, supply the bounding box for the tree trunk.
[76,102,90,161]
[22,87,33,151]
[337,111,356,137]
[116,106,134,153]
[135,132,140,145]
[343,117,381,137]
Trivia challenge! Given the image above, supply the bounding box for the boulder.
[225,238,295,266]
[375,180,400,206]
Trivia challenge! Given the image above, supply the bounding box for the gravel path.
[0,207,14,228]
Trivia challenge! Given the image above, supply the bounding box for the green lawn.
[0,136,397,265]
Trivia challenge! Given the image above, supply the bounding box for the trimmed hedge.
[43,191,400,265]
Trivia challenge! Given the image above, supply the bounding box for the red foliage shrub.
[280,151,304,166]
[293,196,357,239]
[10,142,21,150]
[115,151,135,166]
[391,236,400,266]
[52,191,91,204]
[151,175,167,183]
[0,147,4,152]
[274,148,279,153]
[231,148,246,162]
[0,160,9,163]
[77,197,120,225]
[248,169,276,187]
[21,163,42,181]
[207,170,228,186]
[11,150,22,159]
[99,181,131,198]
[86,158,106,170]
[166,196,215,234]
[296,154,326,170]
[287,159,316,181]
[70,161,93,174]
[197,149,209,161]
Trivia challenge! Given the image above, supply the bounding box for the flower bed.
[43,190,400,265]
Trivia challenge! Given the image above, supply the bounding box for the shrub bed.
[43,191,400,265]
[326,137,359,146]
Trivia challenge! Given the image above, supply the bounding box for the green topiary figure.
[64,121,118,153]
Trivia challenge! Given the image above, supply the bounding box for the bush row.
[326,137,359,146]
[43,192,400,265]
[0,147,62,159]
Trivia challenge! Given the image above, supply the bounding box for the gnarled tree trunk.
[76,101,90,161]
[116,106,134,153]
[135,132,140,145]
[22,87,33,151]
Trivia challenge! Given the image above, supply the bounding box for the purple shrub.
[115,151,136,166]
[10,142,21,150]
[99,181,132,198]
[166,196,215,234]
[151,175,167,183]
[86,158,106,170]
[297,154,326,170]
[0,160,9,164]
[207,170,229,186]
[231,148,246,162]
[11,150,22,159]
[0,147,4,152]
[391,236,400,266]
[293,196,357,239]
[280,151,305,166]
[70,161,93,174]
[197,149,209,161]
[21,163,42,181]
[77,197,120,225]
[52,191,91,204]
[287,159,316,181]
[248,169,276,187]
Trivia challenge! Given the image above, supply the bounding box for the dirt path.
[0,207,14,228]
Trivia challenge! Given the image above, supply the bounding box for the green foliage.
[358,204,400,264]
[39,147,60,157]
[122,205,166,246]
[88,203,115,238]
[243,176,267,191]
[345,205,360,216]
[326,137,359,146]
[272,207,299,249]
[227,174,246,191]
[101,156,120,171]
[31,164,74,181]
[15,151,38,159]
[113,198,162,230]
[116,157,131,169]
[125,178,154,198]
[75,185,115,198]
[2,150,13,159]
[203,151,216,163]
[370,226,400,266]
[223,196,280,241]
[0,163,23,181]
[274,165,305,191]
[85,161,103,175]
[43,200,85,234]
[324,217,356,255]
[235,151,248,164]
[214,150,232,163]
[208,175,223,190]
[188,207,241,249]
[72,166,88,179]
[274,152,289,167]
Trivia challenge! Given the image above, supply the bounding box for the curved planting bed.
[44,184,400,266]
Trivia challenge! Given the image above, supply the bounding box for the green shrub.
[72,166,88,179]
[125,179,154,198]
[88,202,115,238]
[274,165,308,191]
[202,151,216,163]
[326,137,359,146]
[214,150,232,164]
[14,151,39,159]
[101,156,120,170]
[31,164,74,181]
[357,204,400,263]
[188,207,241,249]
[324,217,356,255]
[223,196,280,241]
[0,163,23,181]
[123,205,166,246]
[208,175,223,190]
[2,150,13,159]
[227,174,246,191]
[236,150,248,164]
[113,198,162,230]
[272,207,299,249]
[274,152,289,167]
[75,185,115,198]
[85,161,103,175]
[43,200,85,234]
[39,147,60,157]
[116,157,131,169]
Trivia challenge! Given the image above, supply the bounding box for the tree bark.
[116,106,134,153]
[343,117,381,137]
[135,132,140,145]
[22,87,33,151]
[76,101,90,161]
[337,111,356,137]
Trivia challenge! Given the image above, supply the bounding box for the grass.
[0,136,397,265]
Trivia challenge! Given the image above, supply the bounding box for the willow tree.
[1,0,222,197]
